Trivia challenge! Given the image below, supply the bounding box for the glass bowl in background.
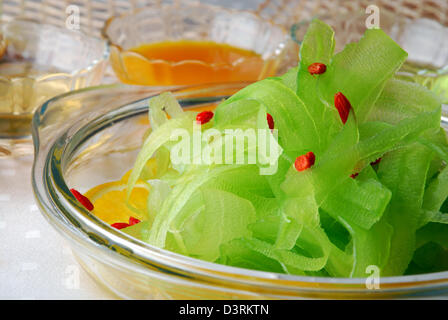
[102,2,297,86]
[32,84,448,299]
[0,19,109,157]
[290,8,448,104]
[0,32,5,59]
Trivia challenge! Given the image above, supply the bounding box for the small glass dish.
[0,19,109,157]
[102,2,296,86]
[291,8,448,104]
[32,83,448,299]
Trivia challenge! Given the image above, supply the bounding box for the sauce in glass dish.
[0,56,69,138]
[0,34,5,60]
[112,40,277,86]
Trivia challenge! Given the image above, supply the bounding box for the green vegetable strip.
[240,237,328,272]
[357,108,441,162]
[149,92,184,129]
[322,163,393,276]
[377,143,433,276]
[419,210,448,226]
[282,197,353,277]
[296,19,340,153]
[174,188,256,262]
[126,112,196,200]
[318,29,408,123]
[214,99,261,130]
[423,165,448,213]
[368,79,441,125]
[418,128,448,163]
[219,239,290,274]
[277,66,298,92]
[281,112,359,203]
[275,196,318,250]
[416,223,448,250]
[218,79,323,157]
[145,179,171,227]
[281,109,440,204]
[341,218,393,277]
[148,166,246,248]
[322,178,391,230]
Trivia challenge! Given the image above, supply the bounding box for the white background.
[0,155,114,299]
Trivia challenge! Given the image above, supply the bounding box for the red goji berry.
[111,222,130,230]
[267,113,274,130]
[294,151,316,172]
[308,62,327,75]
[70,188,94,211]
[196,111,214,125]
[371,158,382,166]
[350,173,359,179]
[334,92,351,124]
[129,217,141,226]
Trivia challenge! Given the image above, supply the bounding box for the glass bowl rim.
[31,83,448,295]
[0,18,110,81]
[100,2,289,66]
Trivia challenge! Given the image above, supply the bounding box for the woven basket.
[2,0,448,38]
[256,0,448,27]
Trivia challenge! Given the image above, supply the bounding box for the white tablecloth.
[0,155,114,299]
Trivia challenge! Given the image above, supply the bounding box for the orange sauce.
[111,40,277,86]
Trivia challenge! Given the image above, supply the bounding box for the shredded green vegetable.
[123,19,448,277]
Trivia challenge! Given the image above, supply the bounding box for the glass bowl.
[102,2,297,86]
[32,83,448,299]
[0,19,109,157]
